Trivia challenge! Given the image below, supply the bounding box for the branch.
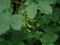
[11,1,23,4]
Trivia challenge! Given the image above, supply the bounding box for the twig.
[11,1,23,4]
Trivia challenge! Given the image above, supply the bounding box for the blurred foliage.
[0,0,60,45]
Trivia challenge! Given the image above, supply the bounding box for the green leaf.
[21,31,33,40]
[0,39,9,45]
[39,15,50,25]
[25,3,37,19]
[0,13,10,35]
[44,25,60,33]
[49,8,60,22]
[57,0,60,4]
[11,14,25,30]
[0,0,11,12]
[32,31,43,40]
[42,42,54,45]
[44,0,56,4]
[24,0,33,5]
[41,0,56,4]
[50,14,59,22]
[16,41,24,45]
[18,4,26,10]
[10,30,33,41]
[6,4,13,14]
[38,2,53,14]
[18,5,26,14]
[40,32,58,43]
